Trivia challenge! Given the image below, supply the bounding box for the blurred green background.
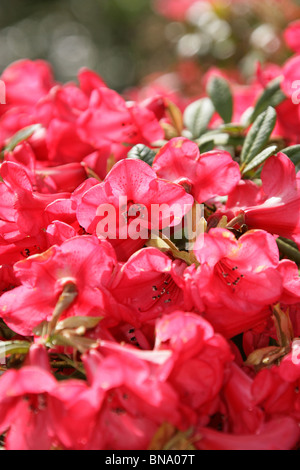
[0,0,171,91]
[1,0,299,93]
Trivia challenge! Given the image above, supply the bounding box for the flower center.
[215,259,245,293]
[23,393,47,414]
[136,274,181,317]
[120,200,148,224]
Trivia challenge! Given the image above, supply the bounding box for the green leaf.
[196,131,244,148]
[5,124,42,152]
[240,106,277,165]
[281,145,300,166]
[250,77,286,124]
[207,76,233,123]
[127,144,156,166]
[0,340,31,358]
[241,145,277,175]
[276,237,300,266]
[50,334,99,354]
[150,139,168,148]
[218,123,245,134]
[0,319,17,340]
[183,97,215,139]
[199,140,215,153]
[240,106,254,127]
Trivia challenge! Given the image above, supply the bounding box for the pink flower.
[5,141,87,194]
[183,228,283,338]
[81,346,181,450]
[76,158,193,260]
[152,137,240,203]
[34,84,94,164]
[0,345,57,450]
[256,61,300,144]
[153,0,200,20]
[284,20,300,53]
[109,247,185,324]
[277,259,300,304]
[0,161,71,237]
[0,60,55,148]
[0,236,118,336]
[0,59,55,110]
[0,344,103,450]
[226,179,264,215]
[196,417,300,450]
[222,363,264,434]
[77,67,107,96]
[276,99,300,145]
[0,107,35,150]
[154,311,233,423]
[77,86,164,160]
[243,152,300,248]
[34,162,87,194]
[251,345,300,423]
[281,54,300,99]
[47,375,104,450]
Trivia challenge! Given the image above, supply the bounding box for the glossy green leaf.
[5,124,42,152]
[250,77,286,123]
[183,97,215,138]
[240,106,277,165]
[241,145,277,175]
[276,237,300,265]
[0,340,31,358]
[281,145,300,166]
[127,144,156,166]
[207,76,233,123]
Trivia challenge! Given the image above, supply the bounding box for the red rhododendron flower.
[221,363,264,434]
[110,247,185,324]
[281,54,300,99]
[1,15,300,450]
[76,158,193,260]
[77,86,164,160]
[0,345,57,450]
[0,344,104,450]
[0,161,71,238]
[182,228,283,338]
[80,346,181,450]
[196,417,300,450]
[0,59,55,110]
[5,141,87,194]
[277,259,300,304]
[0,236,118,335]
[284,20,300,53]
[34,84,94,164]
[154,311,233,423]
[243,153,300,248]
[251,344,300,423]
[153,0,201,20]
[225,179,264,215]
[152,137,241,203]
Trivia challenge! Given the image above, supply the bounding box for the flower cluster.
[0,17,300,450]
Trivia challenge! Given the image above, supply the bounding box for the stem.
[50,361,74,369]
[48,282,78,335]
[226,212,245,229]
[272,303,293,348]
[57,354,86,375]
[85,166,102,181]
